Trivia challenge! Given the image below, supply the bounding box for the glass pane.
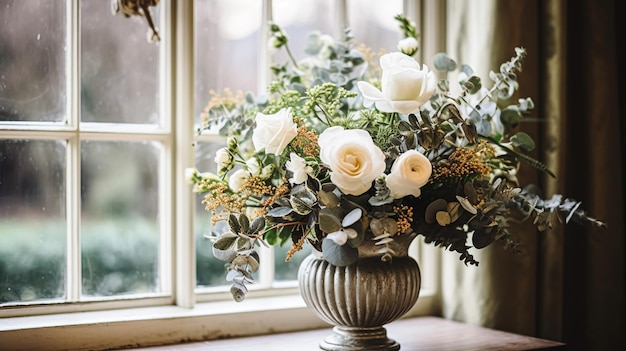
[274,245,310,282]
[0,139,66,303]
[80,0,160,124]
[80,141,160,297]
[0,0,66,123]
[348,0,404,53]
[195,0,261,127]
[194,140,230,287]
[272,0,334,64]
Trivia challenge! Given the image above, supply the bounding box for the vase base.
[320,326,400,351]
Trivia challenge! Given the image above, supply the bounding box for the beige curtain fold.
[441,0,624,349]
[442,0,540,336]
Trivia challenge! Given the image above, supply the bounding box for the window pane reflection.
[0,139,66,303]
[195,0,260,127]
[0,0,67,123]
[348,0,403,53]
[272,0,334,63]
[80,141,160,297]
[81,0,160,124]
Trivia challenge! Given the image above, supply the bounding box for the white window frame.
[0,1,445,350]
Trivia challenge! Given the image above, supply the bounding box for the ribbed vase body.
[298,254,421,351]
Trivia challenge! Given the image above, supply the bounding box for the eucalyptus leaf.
[466,76,482,94]
[246,256,260,272]
[342,208,363,227]
[433,53,457,72]
[510,132,536,151]
[268,206,294,217]
[500,107,521,129]
[438,79,450,92]
[306,176,321,192]
[248,216,266,234]
[230,283,247,302]
[213,233,237,251]
[456,195,478,215]
[321,237,359,267]
[290,196,313,215]
[318,189,340,208]
[239,214,250,234]
[226,269,240,282]
[245,92,255,104]
[228,214,241,234]
[460,64,474,77]
[319,210,342,233]
[237,237,252,251]
[472,230,495,249]
[436,211,452,226]
[398,120,413,132]
[212,246,237,262]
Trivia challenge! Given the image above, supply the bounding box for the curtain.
[441,0,625,350]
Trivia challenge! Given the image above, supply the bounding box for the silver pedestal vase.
[298,231,421,351]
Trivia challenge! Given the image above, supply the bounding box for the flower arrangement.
[188,15,604,302]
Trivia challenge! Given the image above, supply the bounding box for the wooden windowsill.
[123,316,566,351]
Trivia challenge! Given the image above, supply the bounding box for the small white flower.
[228,169,251,193]
[285,153,312,184]
[214,147,233,174]
[268,36,282,52]
[397,37,419,56]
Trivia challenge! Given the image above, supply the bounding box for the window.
[0,1,443,349]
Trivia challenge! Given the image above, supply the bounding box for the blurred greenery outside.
[1,215,307,304]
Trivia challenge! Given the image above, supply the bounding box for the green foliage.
[190,16,606,301]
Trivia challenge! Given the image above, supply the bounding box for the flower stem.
[284,44,299,70]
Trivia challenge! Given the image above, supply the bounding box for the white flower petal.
[388,101,422,115]
[357,81,385,101]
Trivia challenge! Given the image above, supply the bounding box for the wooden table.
[124,316,566,350]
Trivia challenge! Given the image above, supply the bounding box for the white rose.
[252,108,298,155]
[397,37,419,56]
[318,126,386,196]
[228,169,251,193]
[386,150,432,199]
[286,153,312,184]
[214,147,233,174]
[357,52,437,115]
